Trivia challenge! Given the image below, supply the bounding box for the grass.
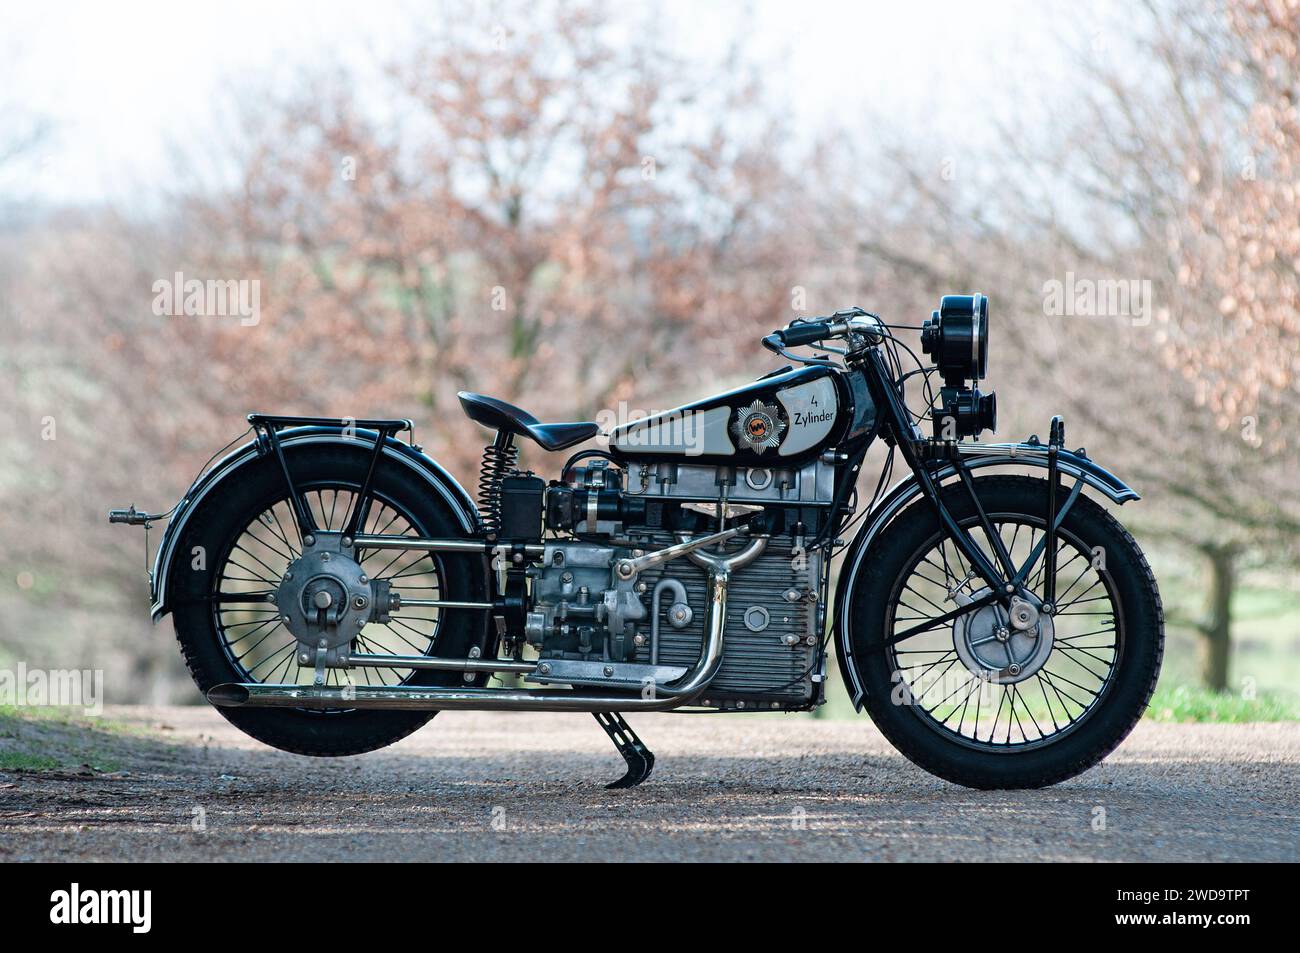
[0,703,86,722]
[0,751,61,772]
[0,705,139,774]
[0,704,154,737]
[1145,682,1300,723]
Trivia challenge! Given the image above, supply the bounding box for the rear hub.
[277,533,374,657]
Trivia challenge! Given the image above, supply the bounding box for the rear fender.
[833,446,1138,708]
[148,427,480,620]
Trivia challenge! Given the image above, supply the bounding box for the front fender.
[832,444,1138,709]
[148,427,480,621]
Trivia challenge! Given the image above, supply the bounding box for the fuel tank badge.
[731,399,786,454]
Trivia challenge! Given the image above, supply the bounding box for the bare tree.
[2,0,805,701]
[824,0,1299,691]
[192,0,803,476]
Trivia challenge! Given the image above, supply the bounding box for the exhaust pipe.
[208,682,691,712]
[206,683,252,706]
[207,549,756,714]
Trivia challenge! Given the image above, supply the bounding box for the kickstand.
[592,712,655,789]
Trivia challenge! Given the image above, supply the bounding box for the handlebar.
[774,320,834,347]
[763,309,883,354]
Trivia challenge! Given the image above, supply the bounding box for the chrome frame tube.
[340,652,535,674]
[615,525,746,578]
[396,598,493,610]
[351,534,545,557]
[352,535,484,553]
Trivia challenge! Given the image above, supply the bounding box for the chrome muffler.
[207,541,763,713]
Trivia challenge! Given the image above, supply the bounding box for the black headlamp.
[923,293,995,439]
[921,293,989,387]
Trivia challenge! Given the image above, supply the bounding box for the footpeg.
[593,712,655,789]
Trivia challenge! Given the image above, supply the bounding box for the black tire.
[846,475,1163,789]
[169,442,487,756]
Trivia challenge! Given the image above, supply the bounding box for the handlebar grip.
[777,321,832,347]
[761,333,784,354]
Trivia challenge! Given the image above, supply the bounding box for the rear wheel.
[169,443,487,756]
[846,475,1163,788]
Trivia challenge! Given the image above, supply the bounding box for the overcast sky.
[4,0,1094,205]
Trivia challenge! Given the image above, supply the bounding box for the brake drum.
[951,588,1054,684]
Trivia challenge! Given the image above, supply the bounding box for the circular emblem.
[731,399,786,454]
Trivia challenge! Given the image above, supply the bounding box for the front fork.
[861,349,1083,646]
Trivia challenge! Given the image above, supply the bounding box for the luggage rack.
[246,413,415,540]
[246,413,414,434]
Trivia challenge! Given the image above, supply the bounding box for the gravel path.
[1,706,1296,862]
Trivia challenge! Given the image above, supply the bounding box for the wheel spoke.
[269,507,301,557]
[888,512,1123,751]
[212,483,444,692]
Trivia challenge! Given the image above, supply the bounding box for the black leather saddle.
[457,392,600,451]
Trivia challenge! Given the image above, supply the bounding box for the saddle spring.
[477,434,519,537]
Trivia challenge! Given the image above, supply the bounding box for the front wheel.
[844,475,1163,789]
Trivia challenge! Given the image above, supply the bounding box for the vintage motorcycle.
[111,294,1163,789]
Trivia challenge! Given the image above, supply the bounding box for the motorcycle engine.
[523,459,827,708]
